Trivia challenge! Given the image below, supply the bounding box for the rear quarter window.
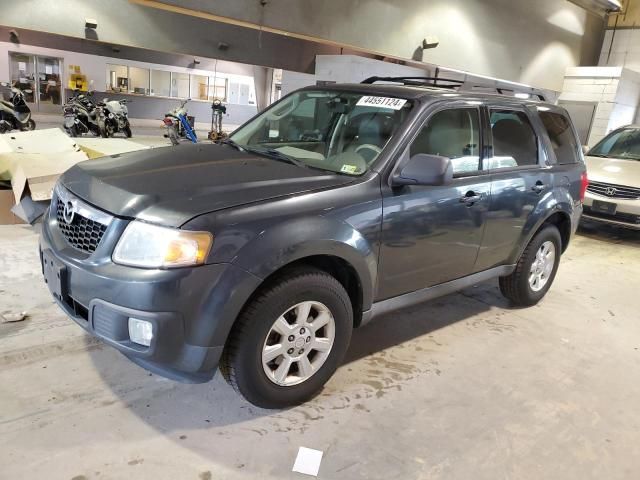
[539,111,581,165]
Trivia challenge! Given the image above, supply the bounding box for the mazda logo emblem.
[63,201,76,224]
[605,187,617,197]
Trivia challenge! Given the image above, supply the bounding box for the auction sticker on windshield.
[356,96,408,110]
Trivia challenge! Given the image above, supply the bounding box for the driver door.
[377,106,490,300]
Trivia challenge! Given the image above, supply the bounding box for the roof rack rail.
[361,76,546,102]
[361,76,464,88]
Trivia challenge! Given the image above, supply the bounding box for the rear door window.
[489,110,539,169]
[539,111,581,164]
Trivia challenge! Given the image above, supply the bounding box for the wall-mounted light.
[422,36,440,50]
[85,18,98,29]
[193,58,201,65]
[606,0,622,12]
[8,29,19,44]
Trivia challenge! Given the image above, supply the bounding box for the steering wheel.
[265,95,300,121]
[355,144,382,162]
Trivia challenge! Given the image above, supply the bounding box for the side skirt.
[360,265,516,326]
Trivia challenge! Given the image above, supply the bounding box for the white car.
[583,126,640,229]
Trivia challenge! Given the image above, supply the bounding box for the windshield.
[588,128,640,161]
[230,90,413,175]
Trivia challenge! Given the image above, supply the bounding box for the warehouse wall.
[598,28,640,73]
[0,0,604,91]
[559,66,640,145]
[152,0,605,91]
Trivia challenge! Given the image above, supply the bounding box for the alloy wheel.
[261,301,335,387]
[529,240,556,292]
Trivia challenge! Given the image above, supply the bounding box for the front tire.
[220,268,353,408]
[499,225,562,306]
[123,124,132,138]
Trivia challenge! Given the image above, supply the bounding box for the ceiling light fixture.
[606,0,622,11]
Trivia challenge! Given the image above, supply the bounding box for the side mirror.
[392,154,453,187]
[582,145,590,155]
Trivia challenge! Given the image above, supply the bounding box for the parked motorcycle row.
[1,85,228,145]
[63,90,132,138]
[0,82,36,133]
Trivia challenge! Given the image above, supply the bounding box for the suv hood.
[61,143,354,227]
[585,155,640,186]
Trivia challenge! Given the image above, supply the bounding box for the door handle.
[531,181,545,194]
[460,191,482,205]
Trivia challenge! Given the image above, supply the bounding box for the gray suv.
[40,78,587,408]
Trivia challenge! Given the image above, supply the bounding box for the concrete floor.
[1,221,639,480]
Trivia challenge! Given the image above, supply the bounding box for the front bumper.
[583,192,640,229]
[40,206,262,382]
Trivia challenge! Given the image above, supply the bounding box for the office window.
[129,67,149,95]
[150,70,171,97]
[171,72,189,98]
[208,77,227,101]
[106,64,128,92]
[190,74,208,100]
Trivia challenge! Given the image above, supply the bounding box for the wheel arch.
[512,208,573,263]
[245,254,366,328]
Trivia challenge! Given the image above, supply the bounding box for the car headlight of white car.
[113,221,213,268]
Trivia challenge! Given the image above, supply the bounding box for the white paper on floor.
[292,447,324,477]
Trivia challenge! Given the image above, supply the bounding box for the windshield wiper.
[244,146,310,168]
[220,138,244,151]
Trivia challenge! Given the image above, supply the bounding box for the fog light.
[128,318,153,347]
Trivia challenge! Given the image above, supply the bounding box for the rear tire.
[499,225,562,307]
[220,268,353,408]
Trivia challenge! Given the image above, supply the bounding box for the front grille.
[56,200,108,253]
[583,206,640,225]
[587,181,640,200]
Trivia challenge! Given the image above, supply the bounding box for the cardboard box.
[0,189,25,225]
[0,128,88,204]
[8,151,88,203]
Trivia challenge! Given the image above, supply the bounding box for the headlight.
[113,221,213,268]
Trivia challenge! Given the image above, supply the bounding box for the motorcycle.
[163,99,197,146]
[62,90,100,137]
[97,98,132,138]
[0,82,36,133]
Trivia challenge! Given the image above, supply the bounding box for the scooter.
[0,82,36,133]
[97,98,132,138]
[62,90,100,137]
[163,99,197,146]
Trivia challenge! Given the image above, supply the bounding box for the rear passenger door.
[474,104,554,271]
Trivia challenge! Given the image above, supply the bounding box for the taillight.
[580,171,589,202]
[163,118,173,126]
